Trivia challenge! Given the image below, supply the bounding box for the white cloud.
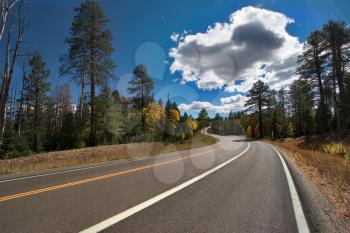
[169,6,303,92]
[179,94,248,114]
[220,94,247,105]
[170,33,179,42]
[197,69,226,90]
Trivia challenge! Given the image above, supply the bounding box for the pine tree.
[245,80,270,139]
[128,64,154,110]
[322,21,350,128]
[24,53,51,152]
[197,108,209,129]
[63,0,115,146]
[277,87,287,137]
[289,79,314,136]
[95,85,124,144]
[297,31,328,132]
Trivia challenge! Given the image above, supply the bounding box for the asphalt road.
[0,135,308,233]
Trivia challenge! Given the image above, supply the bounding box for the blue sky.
[14,0,350,116]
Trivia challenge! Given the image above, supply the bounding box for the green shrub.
[0,129,31,159]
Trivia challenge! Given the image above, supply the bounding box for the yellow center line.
[0,149,214,203]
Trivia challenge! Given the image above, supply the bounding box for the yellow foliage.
[191,120,198,131]
[169,109,180,127]
[143,103,165,132]
[185,119,198,131]
[320,142,348,156]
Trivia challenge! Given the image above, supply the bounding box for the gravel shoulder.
[276,146,350,233]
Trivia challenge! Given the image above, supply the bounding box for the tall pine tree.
[63,0,115,146]
[24,53,51,152]
[245,80,270,138]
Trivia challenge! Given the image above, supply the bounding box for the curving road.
[0,134,309,233]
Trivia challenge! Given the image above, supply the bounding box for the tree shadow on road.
[233,138,259,142]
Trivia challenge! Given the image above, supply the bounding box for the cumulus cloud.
[179,94,248,113]
[169,6,303,92]
[220,94,246,105]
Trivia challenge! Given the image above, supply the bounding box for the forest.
[0,0,211,158]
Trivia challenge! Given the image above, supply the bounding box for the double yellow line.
[0,149,214,203]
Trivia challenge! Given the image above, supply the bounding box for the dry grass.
[268,137,350,220]
[0,133,217,175]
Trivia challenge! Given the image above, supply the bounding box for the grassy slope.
[267,136,350,220]
[0,132,218,175]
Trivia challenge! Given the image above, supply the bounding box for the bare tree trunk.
[0,13,24,145]
[80,74,85,118]
[89,46,96,146]
[0,0,19,42]
[332,67,340,129]
[258,97,263,139]
[33,75,39,152]
[17,67,25,136]
[8,84,15,127]
[0,25,11,146]
[90,72,96,145]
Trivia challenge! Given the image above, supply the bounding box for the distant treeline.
[210,112,244,136]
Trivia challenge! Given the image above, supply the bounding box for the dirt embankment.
[269,134,350,224]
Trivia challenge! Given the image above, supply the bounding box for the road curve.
[0,135,306,233]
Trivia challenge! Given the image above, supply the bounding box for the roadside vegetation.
[0,132,217,175]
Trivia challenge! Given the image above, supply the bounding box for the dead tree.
[0,0,24,145]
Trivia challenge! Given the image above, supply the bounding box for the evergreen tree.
[63,0,115,146]
[322,21,350,128]
[289,79,315,136]
[95,86,124,144]
[0,128,30,159]
[197,108,209,129]
[245,80,270,138]
[277,87,287,137]
[297,31,328,132]
[24,53,51,152]
[128,64,154,110]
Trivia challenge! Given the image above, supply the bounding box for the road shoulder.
[276,146,349,233]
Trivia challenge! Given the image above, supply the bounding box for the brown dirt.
[268,137,350,222]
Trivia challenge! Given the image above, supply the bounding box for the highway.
[0,134,309,233]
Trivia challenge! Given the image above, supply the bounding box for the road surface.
[0,135,309,233]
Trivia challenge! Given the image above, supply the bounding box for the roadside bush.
[0,129,31,159]
[319,142,349,158]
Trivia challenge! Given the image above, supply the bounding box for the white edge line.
[80,142,251,233]
[270,145,310,233]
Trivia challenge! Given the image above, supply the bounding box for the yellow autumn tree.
[143,102,165,133]
[190,119,198,131]
[169,108,180,127]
